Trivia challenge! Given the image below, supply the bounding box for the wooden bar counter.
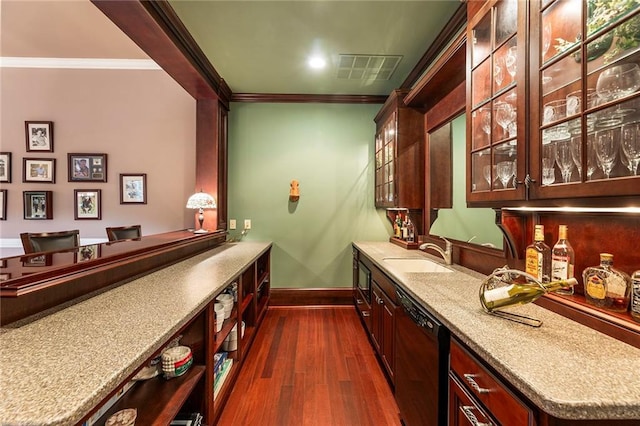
[0,239,272,425]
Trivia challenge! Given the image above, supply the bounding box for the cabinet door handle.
[378,298,384,305]
[464,373,491,394]
[460,406,492,426]
[356,298,363,305]
[362,311,371,317]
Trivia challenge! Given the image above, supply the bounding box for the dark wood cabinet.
[352,249,397,384]
[467,0,640,206]
[371,280,396,381]
[375,89,424,209]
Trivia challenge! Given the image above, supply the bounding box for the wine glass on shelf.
[594,126,620,178]
[555,137,574,183]
[482,164,496,189]
[479,107,491,145]
[494,57,504,88]
[586,133,599,180]
[542,139,557,185]
[496,160,515,188]
[505,46,517,84]
[570,135,582,180]
[596,63,640,121]
[495,102,515,139]
[621,121,640,175]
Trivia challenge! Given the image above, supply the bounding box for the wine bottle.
[525,225,551,283]
[481,277,578,311]
[551,225,575,295]
[584,253,631,312]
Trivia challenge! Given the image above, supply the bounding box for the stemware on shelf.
[495,102,516,139]
[570,135,582,179]
[542,140,557,185]
[594,126,620,178]
[494,57,504,88]
[496,160,515,188]
[480,107,492,145]
[596,63,640,103]
[555,137,574,183]
[505,46,517,84]
[586,132,599,180]
[621,121,640,175]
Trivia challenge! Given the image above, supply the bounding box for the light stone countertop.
[0,241,271,426]
[354,241,640,421]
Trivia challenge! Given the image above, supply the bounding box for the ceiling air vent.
[336,54,402,80]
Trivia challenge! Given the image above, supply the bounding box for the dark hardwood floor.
[218,306,402,425]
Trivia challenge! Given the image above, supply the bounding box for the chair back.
[20,230,81,254]
[106,225,142,242]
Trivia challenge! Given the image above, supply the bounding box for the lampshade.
[186,191,216,210]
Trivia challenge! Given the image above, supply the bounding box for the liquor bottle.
[406,215,415,243]
[481,277,578,311]
[630,270,640,322]
[525,225,551,283]
[551,225,575,295]
[583,253,631,312]
[395,213,403,238]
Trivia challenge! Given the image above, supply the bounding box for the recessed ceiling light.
[308,56,326,69]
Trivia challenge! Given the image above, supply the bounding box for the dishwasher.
[395,286,450,426]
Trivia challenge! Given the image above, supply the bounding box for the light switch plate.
[229,219,236,230]
[244,219,251,229]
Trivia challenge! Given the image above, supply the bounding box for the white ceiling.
[2,0,462,96]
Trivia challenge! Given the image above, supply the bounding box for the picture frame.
[120,173,147,204]
[0,189,6,220]
[76,244,101,262]
[25,121,54,152]
[23,158,55,183]
[22,254,52,267]
[74,189,101,220]
[23,191,53,220]
[68,153,108,182]
[0,152,11,183]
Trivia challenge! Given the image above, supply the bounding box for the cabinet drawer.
[449,373,496,426]
[450,340,534,426]
[354,289,372,332]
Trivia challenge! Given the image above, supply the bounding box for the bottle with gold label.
[551,225,575,295]
[583,253,631,312]
[525,225,551,283]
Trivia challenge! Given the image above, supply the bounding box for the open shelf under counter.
[240,293,253,315]
[94,365,206,426]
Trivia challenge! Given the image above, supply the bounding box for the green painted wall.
[430,114,504,248]
[227,103,390,288]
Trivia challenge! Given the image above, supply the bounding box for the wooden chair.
[106,225,142,242]
[20,230,81,254]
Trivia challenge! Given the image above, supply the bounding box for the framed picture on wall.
[23,158,55,183]
[120,173,147,204]
[74,189,101,220]
[23,190,53,220]
[25,121,54,152]
[0,152,11,182]
[68,153,108,182]
[0,189,6,220]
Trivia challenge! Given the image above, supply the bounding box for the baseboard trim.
[270,287,353,306]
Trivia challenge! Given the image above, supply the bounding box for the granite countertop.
[0,241,271,426]
[354,241,640,421]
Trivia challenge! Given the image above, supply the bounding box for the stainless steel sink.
[382,257,453,273]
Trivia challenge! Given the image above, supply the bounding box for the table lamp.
[186,191,216,234]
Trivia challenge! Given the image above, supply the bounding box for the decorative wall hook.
[289,179,300,202]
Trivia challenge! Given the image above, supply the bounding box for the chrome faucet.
[419,237,453,265]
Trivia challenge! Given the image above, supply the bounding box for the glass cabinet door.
[375,112,397,207]
[468,0,526,203]
[531,0,640,199]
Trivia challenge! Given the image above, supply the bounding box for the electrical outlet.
[244,219,251,229]
[229,219,236,230]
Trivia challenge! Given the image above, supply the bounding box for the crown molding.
[231,93,387,104]
[0,57,160,70]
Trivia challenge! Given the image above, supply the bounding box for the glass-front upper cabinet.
[531,0,640,199]
[467,0,527,203]
[375,112,397,207]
